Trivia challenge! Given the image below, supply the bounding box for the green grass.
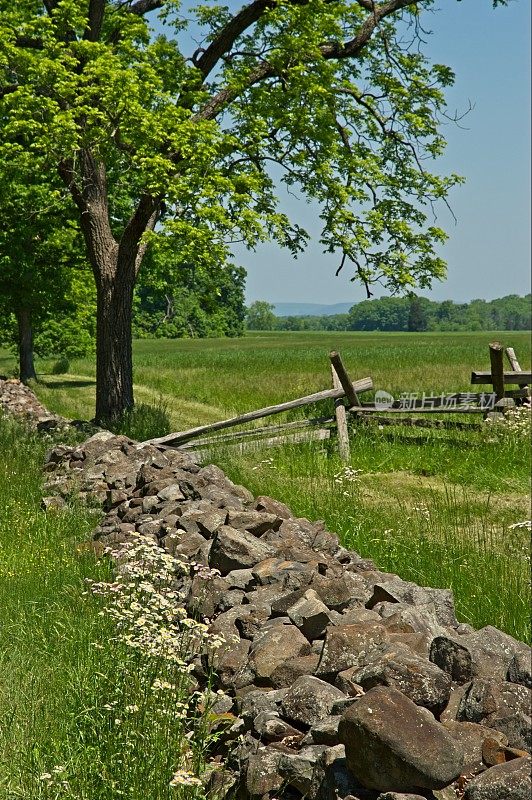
[2,330,530,428]
[0,416,110,798]
[0,417,215,799]
[1,330,530,642]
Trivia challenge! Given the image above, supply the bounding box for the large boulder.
[247,620,311,682]
[208,525,275,573]
[338,686,464,792]
[281,675,346,728]
[463,756,531,800]
[316,623,389,678]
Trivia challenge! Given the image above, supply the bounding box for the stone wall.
[1,378,531,800]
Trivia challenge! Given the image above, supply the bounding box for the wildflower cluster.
[411,503,431,521]
[484,401,531,442]
[81,533,226,795]
[88,534,224,664]
[333,466,363,497]
[39,766,70,795]
[251,456,274,471]
[506,519,532,561]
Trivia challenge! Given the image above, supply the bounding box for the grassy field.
[0,417,219,799]
[2,330,530,429]
[0,330,530,642]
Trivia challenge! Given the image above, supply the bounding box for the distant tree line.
[246,295,532,332]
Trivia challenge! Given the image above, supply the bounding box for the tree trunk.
[94,269,135,423]
[16,307,37,383]
[59,152,159,423]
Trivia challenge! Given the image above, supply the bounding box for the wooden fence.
[142,341,530,462]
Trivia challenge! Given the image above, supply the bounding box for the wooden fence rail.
[143,375,373,448]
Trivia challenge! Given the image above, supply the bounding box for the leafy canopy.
[0,0,485,294]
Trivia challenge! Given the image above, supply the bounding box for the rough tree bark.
[94,268,136,422]
[16,307,37,383]
[60,152,160,422]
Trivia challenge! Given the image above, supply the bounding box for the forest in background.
[246,294,532,333]
[1,281,530,367]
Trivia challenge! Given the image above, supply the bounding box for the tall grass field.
[1,330,530,647]
[0,417,223,799]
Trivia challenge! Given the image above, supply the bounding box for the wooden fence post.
[489,341,505,402]
[329,351,359,408]
[331,364,351,463]
[506,346,530,396]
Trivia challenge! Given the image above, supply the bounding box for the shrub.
[110,400,172,441]
[51,356,70,374]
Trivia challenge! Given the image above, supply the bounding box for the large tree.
[0,0,501,421]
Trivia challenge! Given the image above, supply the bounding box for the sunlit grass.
[0,417,217,799]
[1,331,530,645]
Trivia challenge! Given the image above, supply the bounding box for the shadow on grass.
[39,378,96,389]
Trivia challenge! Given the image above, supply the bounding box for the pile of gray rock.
[0,377,64,429]
[0,377,98,435]
[40,429,531,800]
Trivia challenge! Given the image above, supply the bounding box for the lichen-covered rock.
[316,623,389,678]
[463,756,532,800]
[281,675,346,728]
[270,653,321,689]
[430,627,531,685]
[287,589,334,641]
[338,686,464,792]
[253,495,293,519]
[352,644,452,714]
[247,620,312,682]
[208,525,275,573]
[245,747,284,798]
[458,679,531,751]
[226,509,282,536]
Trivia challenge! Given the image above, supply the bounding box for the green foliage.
[0,0,483,297]
[246,294,532,332]
[0,154,97,360]
[245,300,277,331]
[0,0,509,415]
[348,294,532,332]
[407,295,429,332]
[133,243,246,339]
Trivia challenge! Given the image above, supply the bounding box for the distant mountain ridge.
[273,302,353,317]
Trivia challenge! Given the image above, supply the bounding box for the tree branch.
[128,0,165,15]
[194,0,417,83]
[84,0,106,41]
[119,193,162,277]
[58,159,85,213]
[194,0,422,121]
[194,0,276,78]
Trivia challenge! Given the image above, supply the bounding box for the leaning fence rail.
[139,341,529,460]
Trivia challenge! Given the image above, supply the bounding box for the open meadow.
[1,330,531,644]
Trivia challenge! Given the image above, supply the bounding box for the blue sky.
[236,1,532,305]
